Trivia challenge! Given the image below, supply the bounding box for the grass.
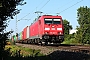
[61,38,80,45]
[5,45,44,57]
[62,38,90,46]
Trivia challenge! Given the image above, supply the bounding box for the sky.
[6,0,90,35]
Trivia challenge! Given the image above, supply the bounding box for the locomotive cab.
[42,15,64,43]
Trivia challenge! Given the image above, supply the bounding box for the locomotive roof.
[30,15,62,25]
[42,15,61,16]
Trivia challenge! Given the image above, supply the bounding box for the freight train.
[12,15,64,45]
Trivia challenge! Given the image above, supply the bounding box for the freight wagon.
[17,32,23,43]
[15,15,64,45]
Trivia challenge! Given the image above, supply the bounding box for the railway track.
[46,44,90,54]
[16,43,90,55]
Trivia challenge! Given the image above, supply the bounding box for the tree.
[63,19,72,38]
[0,0,26,60]
[75,6,90,44]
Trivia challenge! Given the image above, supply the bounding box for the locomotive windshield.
[44,18,61,24]
[53,19,61,24]
[44,19,52,24]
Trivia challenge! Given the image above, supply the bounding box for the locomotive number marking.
[51,28,55,30]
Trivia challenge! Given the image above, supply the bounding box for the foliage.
[64,34,74,41]
[0,0,26,60]
[75,6,90,44]
[63,19,72,38]
[63,19,73,42]
[62,33,79,44]
[62,38,75,44]
[4,45,50,60]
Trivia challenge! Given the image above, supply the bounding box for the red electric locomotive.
[29,15,64,45]
[15,15,64,45]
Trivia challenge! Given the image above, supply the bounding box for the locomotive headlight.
[45,28,50,30]
[57,28,62,30]
[45,32,48,34]
[58,32,61,34]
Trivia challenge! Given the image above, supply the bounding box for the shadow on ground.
[48,50,90,60]
[3,50,90,60]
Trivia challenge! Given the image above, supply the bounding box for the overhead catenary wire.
[55,0,75,13]
[32,0,51,16]
[18,0,45,21]
[29,0,51,19]
[39,0,50,10]
[48,0,74,14]
[57,0,74,10]
[59,0,83,14]
[18,0,51,21]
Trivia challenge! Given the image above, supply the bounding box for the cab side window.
[39,20,41,24]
